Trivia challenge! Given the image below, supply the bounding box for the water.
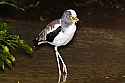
[0,10,125,83]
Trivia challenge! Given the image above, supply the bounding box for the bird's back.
[34,19,61,43]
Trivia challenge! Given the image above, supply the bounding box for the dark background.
[0,0,125,83]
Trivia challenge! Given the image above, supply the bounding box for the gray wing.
[36,19,61,42]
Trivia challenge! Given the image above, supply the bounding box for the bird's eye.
[73,17,76,20]
[70,16,76,20]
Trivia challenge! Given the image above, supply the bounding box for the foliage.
[0,0,16,4]
[0,0,16,6]
[0,0,24,11]
[0,22,32,70]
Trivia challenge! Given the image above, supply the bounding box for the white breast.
[50,24,76,46]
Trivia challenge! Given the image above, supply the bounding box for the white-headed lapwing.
[33,9,79,83]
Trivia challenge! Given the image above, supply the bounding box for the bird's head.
[61,9,79,24]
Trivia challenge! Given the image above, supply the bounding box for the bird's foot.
[62,64,67,83]
[62,64,67,74]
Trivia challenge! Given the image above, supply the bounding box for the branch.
[0,1,24,11]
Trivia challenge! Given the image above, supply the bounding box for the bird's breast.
[51,25,76,46]
[63,25,76,35]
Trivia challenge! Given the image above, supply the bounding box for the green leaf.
[0,22,8,31]
[2,46,9,55]
[8,55,15,62]
[2,62,4,70]
[22,44,33,54]
[6,58,11,64]
[18,40,33,54]
[0,22,33,71]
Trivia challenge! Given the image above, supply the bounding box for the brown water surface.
[0,9,125,83]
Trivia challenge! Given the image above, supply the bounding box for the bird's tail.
[32,39,45,52]
[33,39,47,48]
[32,39,42,51]
[32,39,39,47]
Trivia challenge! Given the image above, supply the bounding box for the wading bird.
[33,9,79,83]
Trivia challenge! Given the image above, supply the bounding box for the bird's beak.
[75,17,79,23]
[70,16,79,23]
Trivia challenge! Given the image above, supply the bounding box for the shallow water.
[1,10,125,83]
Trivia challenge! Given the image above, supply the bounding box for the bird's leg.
[58,54,67,74]
[57,52,67,83]
[55,47,61,83]
[55,47,67,83]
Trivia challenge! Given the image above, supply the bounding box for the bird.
[33,9,79,83]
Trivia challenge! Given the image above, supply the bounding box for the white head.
[61,9,79,24]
